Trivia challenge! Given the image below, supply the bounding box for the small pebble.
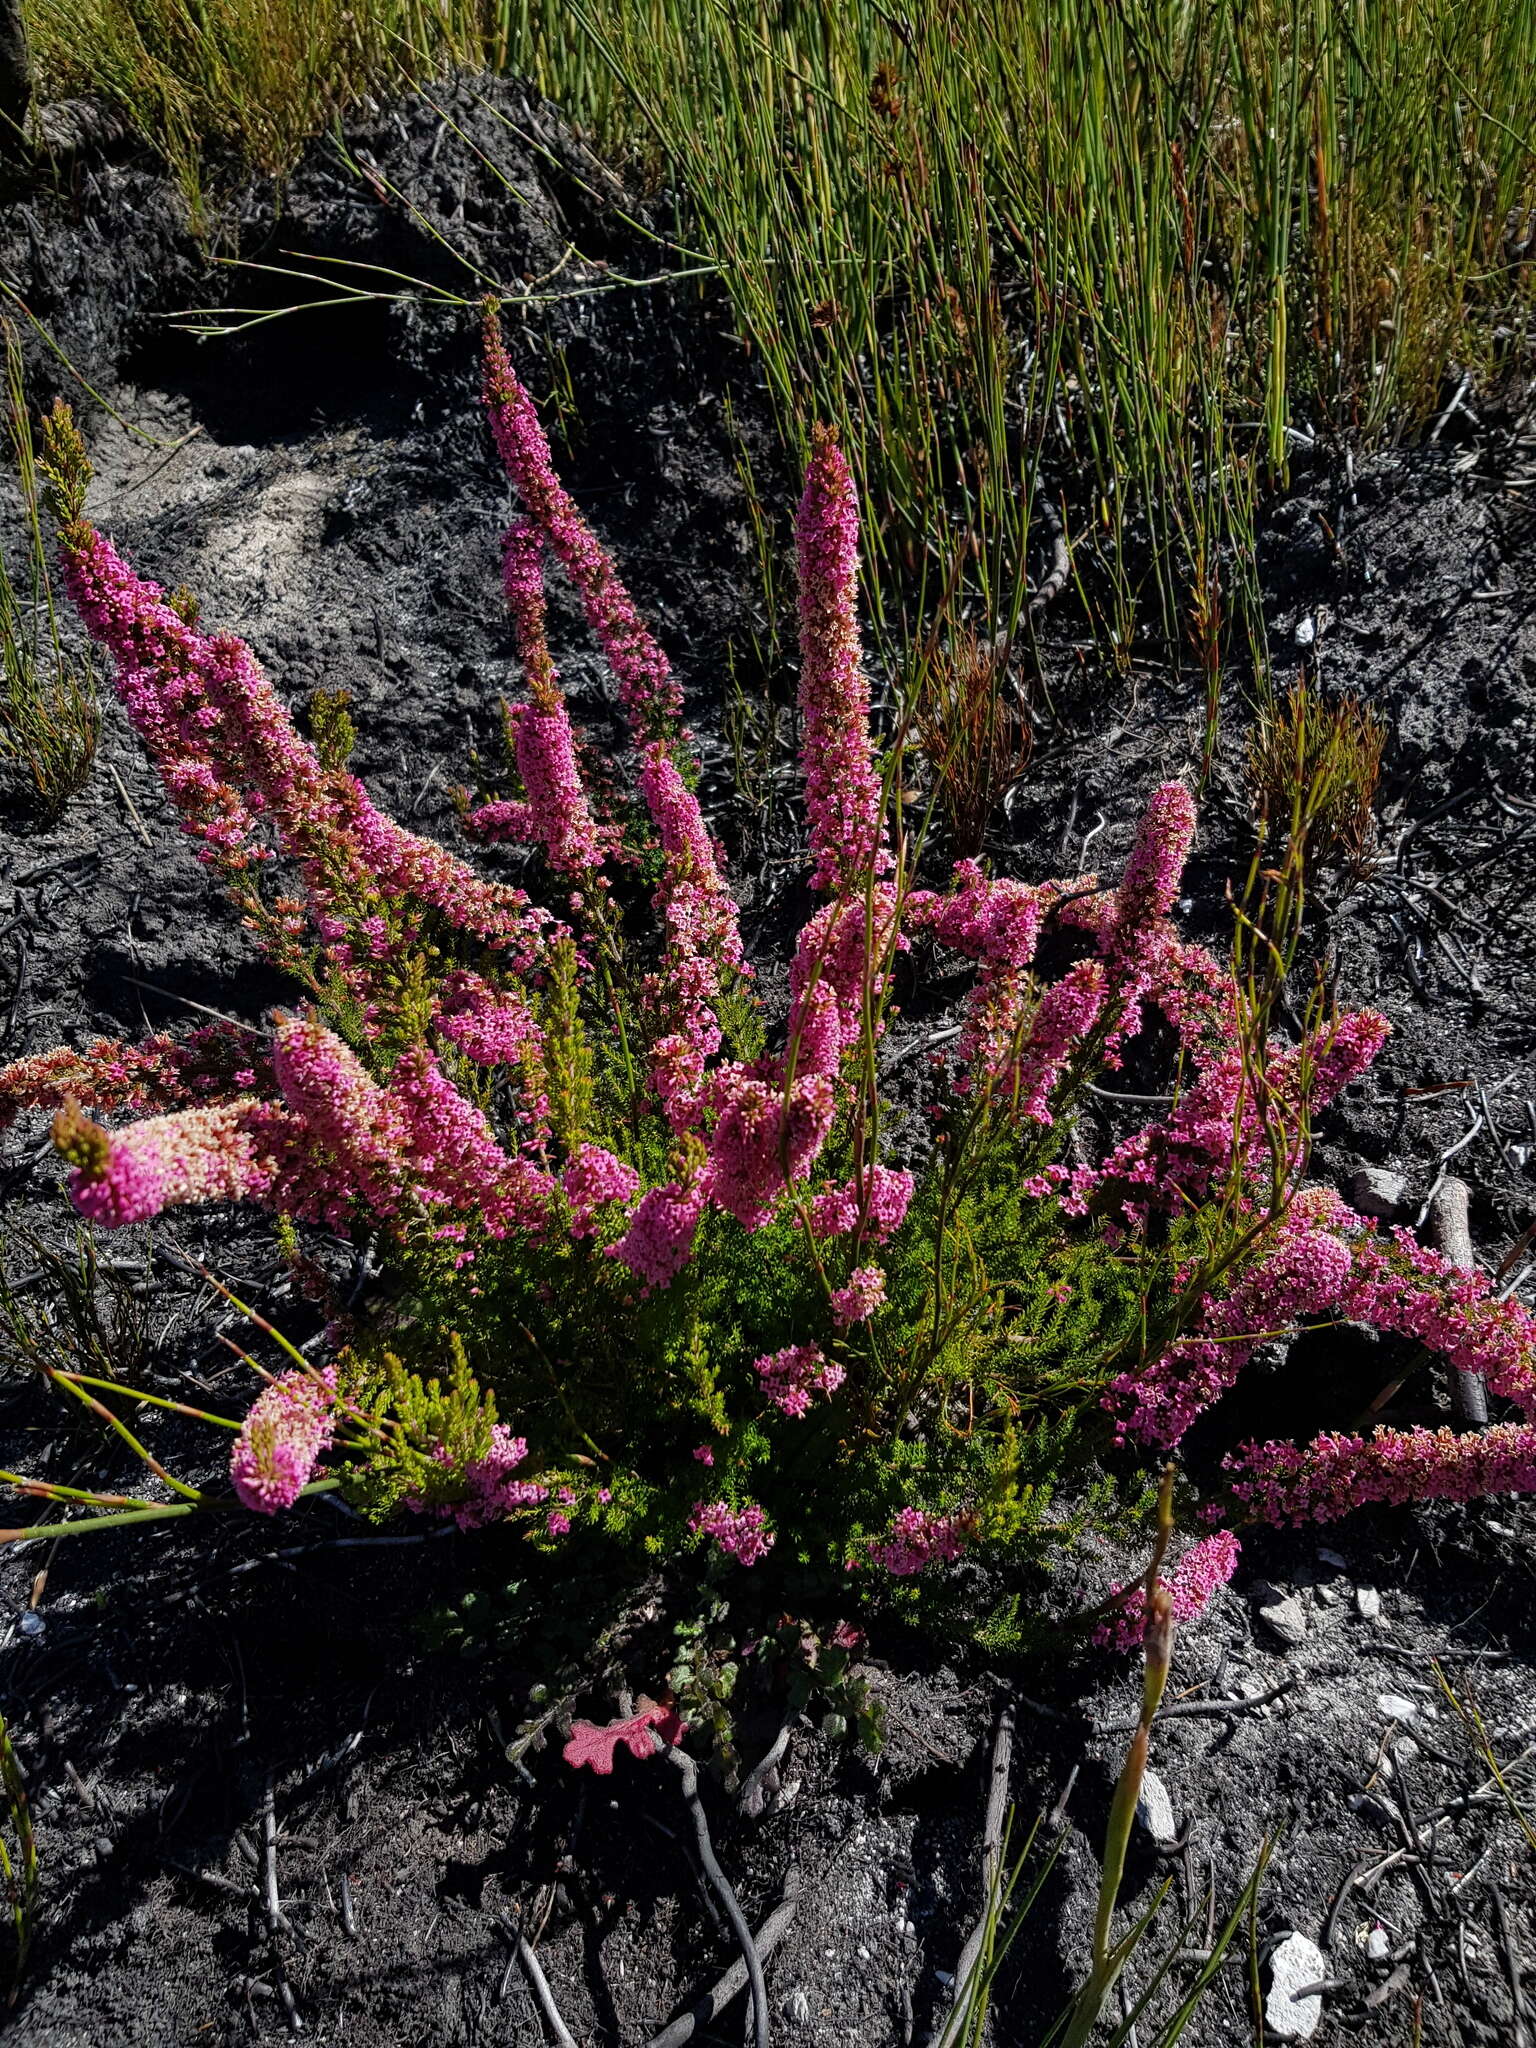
[1366,1928,1390,1962]
[1265,1932,1329,2041]
[1316,1548,1349,1570]
[1135,1768,1177,1844]
[18,1611,44,1638]
[1256,1593,1309,1647]
[783,1989,810,2025]
[1377,1693,1418,1722]
[1355,1587,1381,1620]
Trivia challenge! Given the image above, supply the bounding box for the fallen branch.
[1423,1177,1487,1425]
[643,1870,802,2048]
[516,1932,579,2048]
[927,1700,1015,2048]
[1096,1675,1300,1734]
[662,1744,770,2048]
[738,1716,794,1816]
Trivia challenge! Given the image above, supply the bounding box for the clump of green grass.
[0,322,96,819]
[24,0,500,223]
[509,0,1535,673]
[21,0,1536,779]
[1247,673,1386,883]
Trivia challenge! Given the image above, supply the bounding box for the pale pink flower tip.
[230,1369,337,1514]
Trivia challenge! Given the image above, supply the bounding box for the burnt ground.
[0,74,1534,2048]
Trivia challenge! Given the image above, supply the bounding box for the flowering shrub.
[4,306,1536,1633]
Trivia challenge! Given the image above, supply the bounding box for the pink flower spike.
[230,1368,336,1514]
[608,1177,706,1289]
[58,1096,271,1227]
[795,428,891,895]
[563,1143,641,1237]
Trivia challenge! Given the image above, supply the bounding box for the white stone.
[1355,1587,1381,1620]
[1135,1768,1177,1844]
[1377,1693,1418,1722]
[1317,1548,1348,1570]
[1265,1933,1328,2040]
[1366,1928,1390,1961]
[1257,1593,1309,1646]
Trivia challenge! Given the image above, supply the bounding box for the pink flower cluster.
[0,1023,267,1135]
[1113,1190,1536,1454]
[1093,1531,1242,1651]
[1226,1424,1536,1525]
[794,430,891,895]
[868,1507,968,1576]
[755,1342,844,1418]
[563,1143,641,1237]
[831,1265,887,1329]
[810,1164,914,1244]
[608,1176,706,1290]
[58,512,551,1024]
[435,969,540,1068]
[689,1498,775,1566]
[230,1368,337,1514]
[437,1425,549,1532]
[55,1011,555,1247]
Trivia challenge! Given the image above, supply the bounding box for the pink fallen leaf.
[562,1696,687,1775]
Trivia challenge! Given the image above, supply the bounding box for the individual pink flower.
[689,1498,775,1566]
[230,1368,337,1514]
[831,1265,886,1329]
